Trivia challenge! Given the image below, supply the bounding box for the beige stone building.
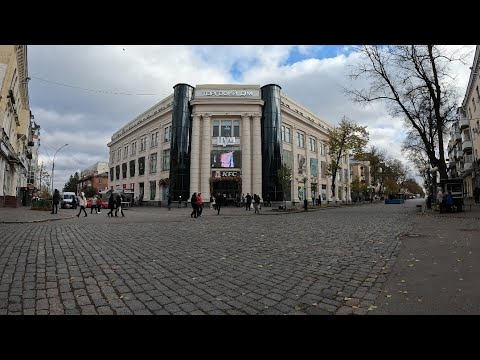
[107,84,350,206]
[0,45,36,207]
[448,45,480,198]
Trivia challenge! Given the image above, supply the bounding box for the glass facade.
[261,84,283,201]
[169,83,194,201]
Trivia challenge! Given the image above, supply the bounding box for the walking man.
[115,193,125,217]
[107,193,115,217]
[190,192,198,218]
[91,195,98,214]
[474,186,480,206]
[245,193,252,211]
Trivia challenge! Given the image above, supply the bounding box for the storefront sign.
[196,89,259,97]
[217,137,236,147]
[212,170,241,178]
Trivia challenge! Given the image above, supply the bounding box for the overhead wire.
[30,75,171,97]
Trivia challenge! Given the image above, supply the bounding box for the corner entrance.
[210,176,241,206]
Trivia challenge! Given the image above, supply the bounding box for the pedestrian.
[245,193,252,211]
[115,193,125,217]
[266,194,271,207]
[71,195,77,209]
[196,192,203,217]
[76,192,88,217]
[91,195,98,214]
[167,193,172,211]
[107,193,115,217]
[190,192,198,218]
[474,186,480,205]
[253,194,261,214]
[215,193,222,215]
[51,189,60,214]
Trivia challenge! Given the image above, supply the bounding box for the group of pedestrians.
[190,192,204,218]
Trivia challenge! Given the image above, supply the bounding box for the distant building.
[0,45,36,207]
[107,83,351,206]
[77,162,109,194]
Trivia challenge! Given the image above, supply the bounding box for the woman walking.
[76,192,88,217]
[190,192,198,218]
[91,195,98,214]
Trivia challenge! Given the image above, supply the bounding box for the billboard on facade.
[211,150,241,168]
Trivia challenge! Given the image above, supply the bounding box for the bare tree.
[346,45,469,181]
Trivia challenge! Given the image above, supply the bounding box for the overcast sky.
[27,45,475,192]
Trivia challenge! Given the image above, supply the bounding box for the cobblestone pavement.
[0,201,416,315]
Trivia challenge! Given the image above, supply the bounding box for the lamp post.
[51,143,68,198]
[303,176,308,211]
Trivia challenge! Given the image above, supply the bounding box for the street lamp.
[51,143,68,198]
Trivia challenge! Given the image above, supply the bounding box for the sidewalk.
[0,207,75,223]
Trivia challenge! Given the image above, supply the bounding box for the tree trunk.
[331,182,336,200]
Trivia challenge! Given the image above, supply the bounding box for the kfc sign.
[212,170,241,178]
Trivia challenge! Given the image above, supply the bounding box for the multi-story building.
[107,84,350,206]
[0,45,34,207]
[78,161,109,193]
[458,45,480,195]
[28,120,41,189]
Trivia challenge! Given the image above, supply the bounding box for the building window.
[164,126,171,142]
[162,149,170,171]
[129,160,135,177]
[123,145,128,159]
[296,132,304,148]
[115,165,120,180]
[117,149,121,161]
[281,125,291,143]
[213,120,240,137]
[473,97,477,112]
[151,131,159,148]
[149,181,156,200]
[138,157,145,176]
[110,167,114,181]
[309,137,316,152]
[131,141,137,156]
[149,153,157,174]
[140,137,147,152]
[122,163,127,179]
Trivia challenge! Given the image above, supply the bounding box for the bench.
[121,201,130,208]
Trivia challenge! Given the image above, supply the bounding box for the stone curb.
[0,215,76,224]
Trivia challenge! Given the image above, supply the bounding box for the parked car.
[61,192,77,209]
[86,197,108,209]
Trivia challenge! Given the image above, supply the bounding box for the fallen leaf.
[344,297,352,301]
[241,293,246,295]
[368,305,377,311]
[415,259,420,262]
[469,251,472,254]
[403,291,408,294]
[409,264,414,267]
[386,294,392,298]
[457,259,462,262]
[119,295,123,299]
[221,257,226,260]
[294,306,302,310]
[352,305,359,309]
[459,278,464,281]
[401,280,406,283]
[258,265,263,268]
[418,299,422,302]
[216,298,222,301]
[312,303,317,306]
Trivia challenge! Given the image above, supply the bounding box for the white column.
[189,114,201,198]
[200,114,211,200]
[252,114,262,198]
[241,113,251,196]
[292,128,299,202]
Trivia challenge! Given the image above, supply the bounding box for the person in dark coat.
[107,193,115,217]
[51,189,60,214]
[167,193,172,210]
[474,186,480,206]
[190,192,198,218]
[115,193,125,217]
[214,193,222,215]
[245,193,252,211]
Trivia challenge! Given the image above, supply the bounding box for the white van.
[61,192,77,209]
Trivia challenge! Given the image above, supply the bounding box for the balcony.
[456,149,463,158]
[455,131,462,141]
[459,118,470,129]
[449,161,456,169]
[462,139,472,151]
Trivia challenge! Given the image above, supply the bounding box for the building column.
[189,114,201,198]
[292,127,299,203]
[252,114,262,198]
[200,113,211,200]
[241,113,251,196]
